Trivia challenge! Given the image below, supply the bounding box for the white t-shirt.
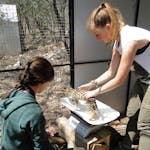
[113,25,150,73]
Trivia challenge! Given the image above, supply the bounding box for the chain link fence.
[0,0,71,138]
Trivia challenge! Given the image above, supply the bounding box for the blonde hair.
[87,2,125,46]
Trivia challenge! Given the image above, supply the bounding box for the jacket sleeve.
[28,111,58,150]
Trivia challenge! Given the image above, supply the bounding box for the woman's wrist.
[94,86,102,96]
[90,80,99,89]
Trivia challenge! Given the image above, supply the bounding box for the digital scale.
[57,114,112,149]
[68,113,103,138]
[60,97,120,138]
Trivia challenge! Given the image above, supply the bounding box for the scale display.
[68,114,104,138]
[60,97,120,125]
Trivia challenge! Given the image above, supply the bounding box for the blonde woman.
[79,2,150,150]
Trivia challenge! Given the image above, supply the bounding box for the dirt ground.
[0,42,71,134]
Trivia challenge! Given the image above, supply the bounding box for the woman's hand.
[78,82,93,91]
[82,88,99,100]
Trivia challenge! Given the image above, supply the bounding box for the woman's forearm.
[94,70,115,87]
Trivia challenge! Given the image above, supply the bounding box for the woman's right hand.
[78,82,93,91]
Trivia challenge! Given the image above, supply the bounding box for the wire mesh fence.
[0,0,69,53]
[0,0,71,134]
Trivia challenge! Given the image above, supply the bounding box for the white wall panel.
[74,62,108,87]
[137,0,150,30]
[74,0,138,63]
[74,63,128,114]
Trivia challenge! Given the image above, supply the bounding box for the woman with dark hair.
[0,56,61,149]
[79,2,150,150]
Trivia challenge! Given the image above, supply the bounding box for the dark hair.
[19,56,54,86]
[1,57,54,98]
[94,3,111,27]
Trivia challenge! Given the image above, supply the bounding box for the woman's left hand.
[83,88,99,100]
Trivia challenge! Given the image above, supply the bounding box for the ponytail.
[87,2,125,46]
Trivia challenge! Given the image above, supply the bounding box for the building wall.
[0,22,21,55]
[0,4,21,56]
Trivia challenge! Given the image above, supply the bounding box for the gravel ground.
[0,42,71,134]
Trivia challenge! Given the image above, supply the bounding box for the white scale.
[68,113,104,138]
[60,97,120,138]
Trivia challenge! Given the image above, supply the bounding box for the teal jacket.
[0,90,54,150]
